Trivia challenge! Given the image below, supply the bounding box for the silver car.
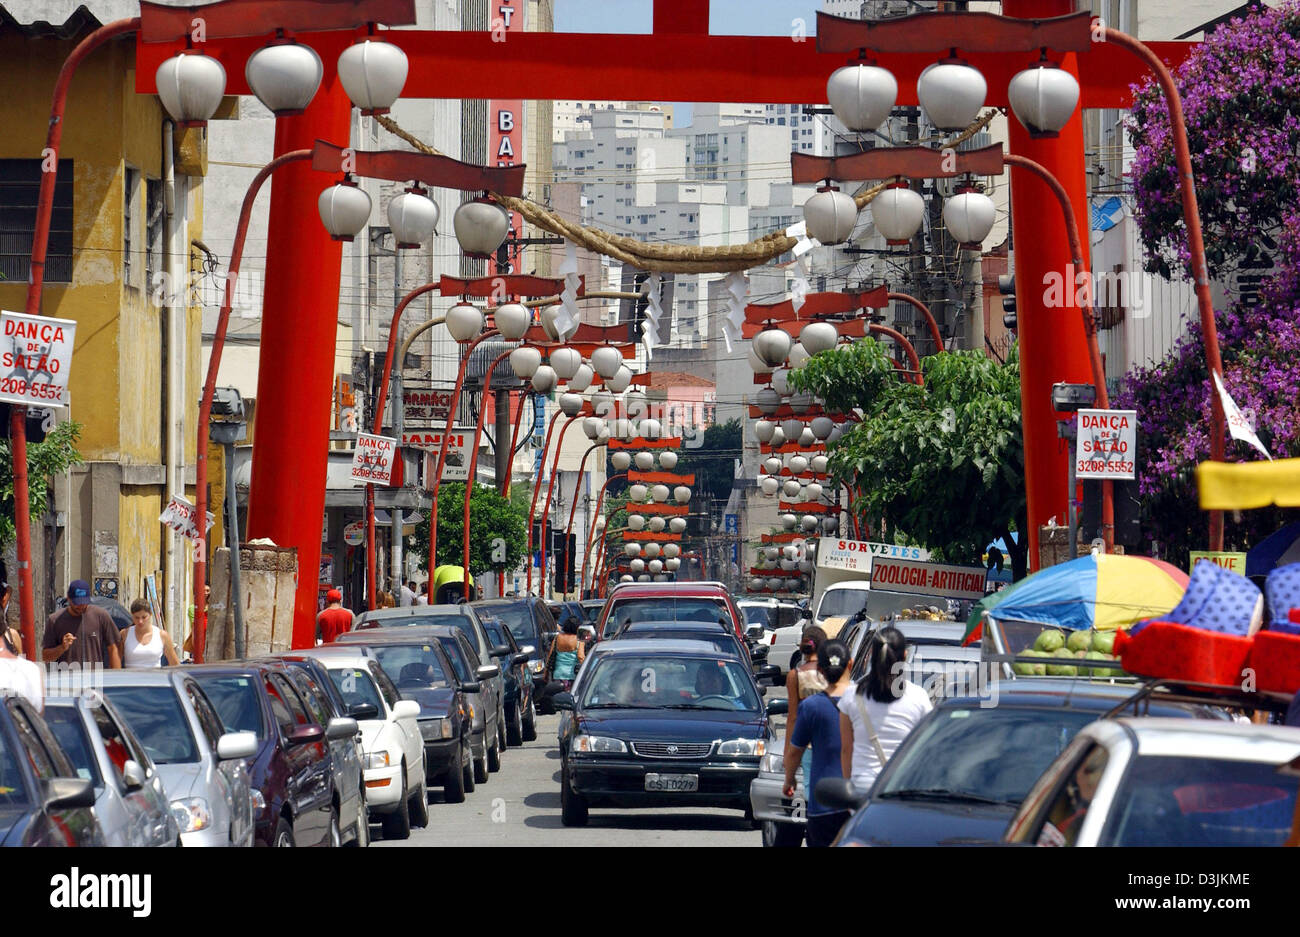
[102,670,257,847]
[43,691,179,847]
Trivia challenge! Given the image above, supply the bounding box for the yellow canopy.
[1197,458,1300,510]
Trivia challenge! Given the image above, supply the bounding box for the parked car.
[555,639,781,826]
[548,601,585,633]
[845,618,983,703]
[476,611,538,744]
[472,597,559,698]
[191,661,354,847]
[101,670,257,847]
[290,646,427,840]
[272,655,369,845]
[1004,718,1300,847]
[340,625,503,783]
[595,582,747,646]
[579,600,605,626]
[43,691,178,847]
[356,604,509,753]
[613,620,779,679]
[356,638,474,804]
[0,691,104,847]
[807,679,1226,847]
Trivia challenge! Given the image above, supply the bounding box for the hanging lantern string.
[373,110,997,274]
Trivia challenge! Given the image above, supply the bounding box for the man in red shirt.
[316,589,354,644]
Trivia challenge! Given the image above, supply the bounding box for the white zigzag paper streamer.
[791,256,812,314]
[721,270,748,354]
[642,272,664,359]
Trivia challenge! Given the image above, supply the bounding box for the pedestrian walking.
[838,626,932,791]
[538,617,584,709]
[414,582,429,606]
[400,581,417,607]
[784,638,854,847]
[784,626,828,794]
[41,580,121,669]
[1,582,22,656]
[316,589,354,644]
[118,600,180,668]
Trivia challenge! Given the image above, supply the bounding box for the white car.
[1004,718,1300,847]
[297,647,427,841]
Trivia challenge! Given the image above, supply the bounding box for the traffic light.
[998,273,1017,331]
[629,271,649,344]
[551,530,576,593]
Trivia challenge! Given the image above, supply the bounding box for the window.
[1034,743,1110,846]
[288,670,336,723]
[43,707,101,785]
[146,177,164,290]
[124,166,139,287]
[104,685,200,765]
[92,705,142,787]
[369,662,402,709]
[270,674,312,728]
[196,674,267,739]
[10,705,57,779]
[188,684,229,751]
[264,676,297,738]
[328,667,383,714]
[0,159,73,283]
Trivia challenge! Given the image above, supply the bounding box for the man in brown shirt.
[42,580,122,668]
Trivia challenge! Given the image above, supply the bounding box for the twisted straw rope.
[374,109,998,275]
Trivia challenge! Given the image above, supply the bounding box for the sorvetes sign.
[816,538,931,573]
[1076,408,1137,480]
[0,310,76,407]
[868,557,988,601]
[351,433,398,485]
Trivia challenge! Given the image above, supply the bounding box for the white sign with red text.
[868,557,988,601]
[0,310,76,408]
[160,494,215,543]
[816,538,931,573]
[351,433,398,485]
[1076,409,1137,480]
[403,427,472,481]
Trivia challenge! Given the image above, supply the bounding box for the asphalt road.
[373,689,788,847]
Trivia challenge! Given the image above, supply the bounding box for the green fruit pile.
[1011,627,1126,678]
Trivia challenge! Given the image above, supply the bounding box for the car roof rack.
[1102,678,1295,720]
[606,580,729,596]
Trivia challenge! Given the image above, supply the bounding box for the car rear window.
[103,685,200,765]
[605,598,730,636]
[480,604,536,644]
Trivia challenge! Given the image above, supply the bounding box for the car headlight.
[420,718,454,740]
[759,751,784,774]
[171,797,212,833]
[365,751,391,770]
[717,738,766,757]
[528,659,546,674]
[249,790,267,814]
[570,734,627,754]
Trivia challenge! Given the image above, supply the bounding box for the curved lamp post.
[536,414,585,598]
[886,292,943,354]
[462,347,518,600]
[561,442,607,597]
[579,471,626,595]
[868,323,923,385]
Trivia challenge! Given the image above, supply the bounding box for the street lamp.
[802,183,859,245]
[825,59,897,132]
[453,197,510,258]
[336,36,410,116]
[245,39,323,116]
[318,181,373,241]
[942,187,997,248]
[155,51,227,126]
[1007,60,1081,139]
[387,186,439,248]
[871,182,925,245]
[799,321,839,356]
[916,58,986,131]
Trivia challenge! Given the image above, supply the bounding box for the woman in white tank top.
[120,600,180,668]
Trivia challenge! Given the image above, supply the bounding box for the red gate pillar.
[245,80,352,647]
[1004,0,1095,571]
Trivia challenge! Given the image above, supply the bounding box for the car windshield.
[371,645,450,690]
[192,675,267,740]
[817,589,869,620]
[482,605,535,643]
[605,598,730,636]
[580,655,759,711]
[1101,755,1300,847]
[103,685,200,765]
[741,605,772,628]
[41,706,101,785]
[879,706,1099,805]
[327,668,384,714]
[0,726,31,808]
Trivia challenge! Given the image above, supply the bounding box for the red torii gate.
[134,0,1195,647]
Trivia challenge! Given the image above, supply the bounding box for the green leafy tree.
[0,420,83,546]
[790,340,1029,580]
[411,482,528,578]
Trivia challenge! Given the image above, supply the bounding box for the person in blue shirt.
[783,638,854,847]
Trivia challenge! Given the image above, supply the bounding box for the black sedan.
[615,621,778,679]
[0,691,102,847]
[819,678,1229,846]
[477,612,538,745]
[555,640,781,827]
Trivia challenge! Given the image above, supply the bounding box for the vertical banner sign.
[1076,409,1137,480]
[488,1,524,270]
[351,433,398,485]
[0,310,76,407]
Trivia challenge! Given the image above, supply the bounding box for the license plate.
[645,773,698,792]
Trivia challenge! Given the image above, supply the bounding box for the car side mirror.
[476,664,500,680]
[746,623,765,639]
[325,716,359,741]
[490,644,512,658]
[757,664,781,683]
[122,759,146,791]
[553,692,575,711]
[392,700,421,720]
[216,731,259,761]
[348,702,379,720]
[766,698,789,716]
[43,777,95,811]
[815,777,869,812]
[521,644,536,655]
[800,608,813,620]
[510,653,529,667]
[460,681,481,693]
[286,724,325,746]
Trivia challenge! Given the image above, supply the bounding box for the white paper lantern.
[558,392,584,417]
[755,421,776,444]
[568,364,594,392]
[786,344,811,373]
[606,366,633,394]
[611,451,632,471]
[549,347,583,381]
[669,517,687,534]
[826,423,844,444]
[637,574,651,582]
[663,544,681,559]
[658,451,678,470]
[155,52,227,126]
[800,321,839,356]
[634,451,655,471]
[630,558,645,573]
[591,389,614,417]
[673,486,691,504]
[811,455,830,475]
[803,185,859,245]
[337,38,408,115]
[387,187,439,248]
[805,482,824,501]
[801,515,820,532]
[531,366,557,394]
[591,346,623,379]
[779,558,799,571]
[494,302,531,341]
[317,183,372,242]
[640,418,662,440]
[810,416,835,440]
[782,479,802,499]
[747,344,775,375]
[789,392,814,415]
[1008,62,1080,139]
[826,62,897,132]
[755,387,782,416]
[767,577,785,591]
[770,426,786,447]
[509,346,541,379]
[643,542,661,558]
[754,328,794,368]
[629,484,649,502]
[750,577,765,591]
[763,457,782,475]
[624,391,648,419]
[822,517,839,534]
[872,184,926,244]
[799,428,816,447]
[770,370,792,397]
[446,302,485,342]
[943,189,997,248]
[648,559,664,574]
[582,416,604,440]
[648,516,666,533]
[781,418,804,440]
[453,198,510,258]
[246,42,322,116]
[651,484,670,503]
[781,513,798,531]
[760,476,780,497]
[917,59,987,131]
[624,543,641,557]
[666,558,681,571]
[788,455,809,474]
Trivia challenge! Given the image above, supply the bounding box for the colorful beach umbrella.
[962,553,1189,642]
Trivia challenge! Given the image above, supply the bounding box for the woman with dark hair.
[783,625,828,797]
[538,615,585,710]
[783,638,854,846]
[838,626,932,791]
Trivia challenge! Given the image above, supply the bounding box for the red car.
[593,582,746,645]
